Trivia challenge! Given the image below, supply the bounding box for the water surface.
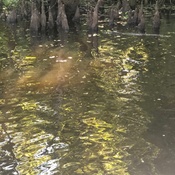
[0,13,175,175]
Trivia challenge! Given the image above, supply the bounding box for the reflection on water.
[0,14,175,175]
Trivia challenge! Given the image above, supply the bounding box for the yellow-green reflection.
[1,16,175,175]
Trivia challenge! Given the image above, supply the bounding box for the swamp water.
[0,13,175,175]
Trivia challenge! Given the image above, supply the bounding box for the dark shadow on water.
[144,108,175,175]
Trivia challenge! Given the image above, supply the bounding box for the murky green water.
[1,13,175,175]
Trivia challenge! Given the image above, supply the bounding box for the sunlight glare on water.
[1,13,175,175]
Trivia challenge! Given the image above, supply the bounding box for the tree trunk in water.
[62,0,79,20]
[129,0,137,9]
[57,0,69,31]
[91,0,103,32]
[30,2,40,34]
[41,0,46,31]
[48,5,54,29]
